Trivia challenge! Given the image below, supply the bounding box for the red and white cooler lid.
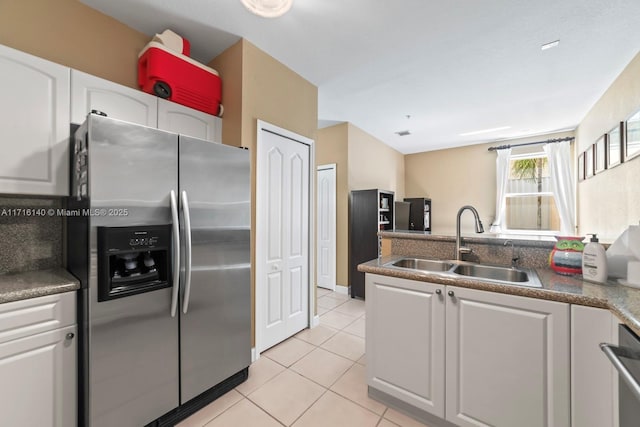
[152,29,191,57]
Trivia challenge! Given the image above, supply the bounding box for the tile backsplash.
[0,196,63,274]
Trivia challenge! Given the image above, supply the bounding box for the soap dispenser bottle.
[582,234,608,284]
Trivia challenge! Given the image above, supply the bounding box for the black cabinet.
[349,189,394,299]
[404,197,432,233]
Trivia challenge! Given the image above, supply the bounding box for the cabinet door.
[445,286,569,427]
[365,274,445,417]
[157,99,221,142]
[71,70,157,126]
[0,325,77,427]
[571,305,619,427]
[0,44,70,196]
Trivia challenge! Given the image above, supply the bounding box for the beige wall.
[405,131,574,235]
[317,123,405,290]
[208,40,243,148]
[576,51,640,242]
[0,0,148,88]
[317,124,349,286]
[348,124,405,198]
[405,142,495,235]
[211,39,318,344]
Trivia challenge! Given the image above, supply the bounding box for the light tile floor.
[177,288,431,427]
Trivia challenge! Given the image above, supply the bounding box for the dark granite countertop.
[0,268,80,304]
[359,255,640,337]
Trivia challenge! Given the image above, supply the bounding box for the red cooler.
[138,41,223,116]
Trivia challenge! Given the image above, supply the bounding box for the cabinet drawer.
[0,292,76,345]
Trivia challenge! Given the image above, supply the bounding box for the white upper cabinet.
[0,44,70,196]
[71,70,158,127]
[157,98,221,142]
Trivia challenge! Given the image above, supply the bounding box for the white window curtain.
[544,141,575,235]
[490,148,511,233]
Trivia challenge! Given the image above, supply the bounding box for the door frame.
[255,120,315,357]
[316,163,337,291]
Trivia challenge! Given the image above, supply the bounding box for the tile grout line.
[200,394,248,427]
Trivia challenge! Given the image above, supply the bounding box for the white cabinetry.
[366,275,445,416]
[366,274,571,427]
[571,305,619,427]
[0,292,77,427]
[71,70,158,126]
[446,285,569,427]
[72,71,222,142]
[0,44,70,196]
[157,98,221,142]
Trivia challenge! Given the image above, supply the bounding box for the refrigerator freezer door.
[179,137,251,403]
[86,115,180,427]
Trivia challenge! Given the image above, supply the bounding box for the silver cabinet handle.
[600,342,640,403]
[435,289,442,295]
[448,291,455,297]
[181,190,193,314]
[170,190,180,317]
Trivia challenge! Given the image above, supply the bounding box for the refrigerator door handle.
[181,190,193,314]
[170,190,180,317]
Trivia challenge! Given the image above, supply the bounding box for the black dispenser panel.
[97,225,172,302]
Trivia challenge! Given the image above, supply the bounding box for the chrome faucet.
[455,205,484,260]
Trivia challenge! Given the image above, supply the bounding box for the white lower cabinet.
[571,305,619,427]
[446,285,570,427]
[0,292,77,427]
[366,275,445,416]
[366,274,571,427]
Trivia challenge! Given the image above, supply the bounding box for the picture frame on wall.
[626,109,640,161]
[595,135,606,173]
[585,145,594,178]
[578,152,585,182]
[608,122,623,168]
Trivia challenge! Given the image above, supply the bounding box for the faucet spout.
[455,205,485,261]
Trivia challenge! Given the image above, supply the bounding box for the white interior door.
[257,121,312,353]
[317,164,336,290]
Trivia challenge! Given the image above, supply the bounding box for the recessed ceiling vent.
[395,130,411,136]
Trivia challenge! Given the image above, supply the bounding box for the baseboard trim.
[335,285,349,295]
[251,347,258,362]
[311,315,320,328]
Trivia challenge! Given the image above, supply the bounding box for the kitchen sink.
[383,257,542,287]
[453,264,529,282]
[391,258,454,272]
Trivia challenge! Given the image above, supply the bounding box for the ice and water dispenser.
[97,225,172,301]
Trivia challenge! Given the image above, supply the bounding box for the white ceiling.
[81,0,640,154]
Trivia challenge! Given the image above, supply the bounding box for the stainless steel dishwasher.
[601,325,640,426]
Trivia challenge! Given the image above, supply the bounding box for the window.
[504,153,560,233]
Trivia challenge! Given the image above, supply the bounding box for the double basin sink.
[386,258,542,287]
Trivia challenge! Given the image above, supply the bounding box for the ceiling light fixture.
[395,130,411,136]
[459,126,511,137]
[240,0,293,18]
[541,40,560,51]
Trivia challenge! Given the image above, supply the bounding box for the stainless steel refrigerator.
[67,114,251,427]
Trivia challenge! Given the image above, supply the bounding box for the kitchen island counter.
[359,255,640,337]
